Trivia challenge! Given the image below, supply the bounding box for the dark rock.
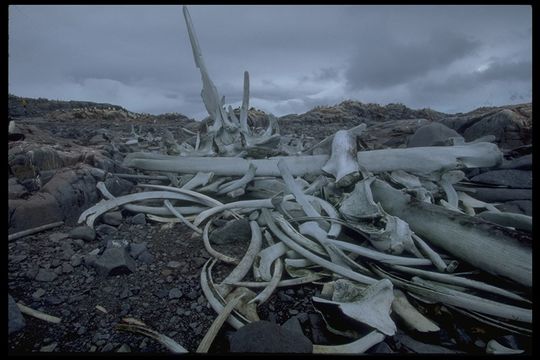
[103,176,134,197]
[96,224,118,238]
[102,211,123,226]
[155,289,168,299]
[497,154,532,170]
[106,239,129,249]
[282,316,304,336]
[128,242,148,259]
[32,288,46,300]
[308,313,330,345]
[62,263,74,273]
[471,170,531,189]
[209,218,251,245]
[119,287,133,300]
[45,295,64,305]
[168,288,183,300]
[137,251,154,264]
[407,122,462,148]
[71,255,83,267]
[167,260,182,269]
[49,232,69,242]
[92,248,137,276]
[8,294,26,335]
[186,290,198,300]
[278,292,294,302]
[368,341,394,353]
[69,226,96,242]
[131,213,146,225]
[8,178,28,199]
[394,334,462,354]
[8,193,63,235]
[35,268,58,282]
[229,320,313,353]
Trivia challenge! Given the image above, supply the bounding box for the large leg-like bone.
[370,179,531,287]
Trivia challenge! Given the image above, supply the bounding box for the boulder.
[407,122,462,148]
[8,295,26,335]
[131,213,147,225]
[8,193,63,235]
[229,320,312,353]
[496,200,532,216]
[69,226,96,242]
[102,211,123,226]
[209,218,251,245]
[92,247,137,276]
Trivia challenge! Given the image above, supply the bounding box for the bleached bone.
[274,215,327,256]
[312,278,397,336]
[284,258,314,268]
[227,273,324,288]
[8,221,64,242]
[198,177,231,193]
[312,330,385,354]
[370,179,532,287]
[116,323,188,353]
[486,339,524,354]
[411,233,456,273]
[239,71,250,134]
[224,287,260,322]
[339,177,380,221]
[457,191,500,214]
[78,190,213,228]
[111,173,170,181]
[373,266,531,323]
[16,303,61,324]
[302,123,367,155]
[390,264,530,303]
[299,221,351,269]
[477,211,532,232]
[256,242,288,281]
[391,289,440,332]
[200,259,247,329]
[123,142,502,176]
[163,200,201,234]
[216,163,257,195]
[181,171,214,190]
[439,170,465,208]
[202,221,240,264]
[389,170,423,189]
[196,293,245,353]
[248,258,283,305]
[216,221,262,298]
[322,130,360,187]
[327,239,433,266]
[264,210,378,285]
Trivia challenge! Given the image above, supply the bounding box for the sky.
[8,5,532,120]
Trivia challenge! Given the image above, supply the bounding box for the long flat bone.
[477,211,532,232]
[123,142,502,176]
[226,273,324,288]
[411,233,456,272]
[371,179,532,287]
[391,289,440,332]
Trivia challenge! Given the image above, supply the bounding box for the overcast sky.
[9,5,532,120]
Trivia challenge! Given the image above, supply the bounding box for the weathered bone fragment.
[224,287,260,322]
[123,142,502,176]
[411,233,456,272]
[227,273,324,288]
[181,171,214,190]
[339,177,381,221]
[477,211,532,232]
[391,289,440,332]
[312,279,397,335]
[457,191,501,214]
[196,293,245,353]
[370,179,532,287]
[116,320,188,353]
[16,303,61,324]
[439,170,465,208]
[198,177,231,193]
[312,330,385,354]
[302,123,366,155]
[216,163,257,195]
[486,339,524,354]
[284,258,314,268]
[239,71,250,134]
[256,242,288,281]
[322,130,360,187]
[8,221,64,242]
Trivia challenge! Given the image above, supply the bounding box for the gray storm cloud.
[9,5,532,119]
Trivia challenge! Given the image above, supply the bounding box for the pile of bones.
[78,6,532,354]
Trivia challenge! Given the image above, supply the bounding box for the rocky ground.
[8,95,532,353]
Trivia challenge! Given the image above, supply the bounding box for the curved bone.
[224,287,260,322]
[411,233,456,272]
[135,183,224,207]
[439,170,465,209]
[202,221,240,264]
[181,171,214,190]
[312,330,385,354]
[216,163,257,195]
[264,210,378,285]
[339,177,380,221]
[248,258,283,305]
[227,273,324,288]
[457,191,500,213]
[216,221,262,298]
[256,242,288,281]
[391,289,440,332]
[322,130,360,187]
[486,339,524,354]
[116,322,188,353]
[163,200,201,234]
[198,177,231,193]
